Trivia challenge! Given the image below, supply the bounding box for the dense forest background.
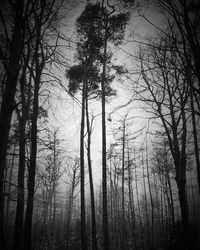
[0,0,200,250]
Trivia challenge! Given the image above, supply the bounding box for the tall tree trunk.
[190,85,200,195]
[80,80,87,250]
[109,154,114,245]
[5,140,16,249]
[23,78,40,250]
[146,136,154,247]
[142,148,150,244]
[176,174,189,224]
[127,146,136,246]
[23,70,40,250]
[13,68,27,250]
[166,173,175,225]
[101,17,110,250]
[65,188,74,249]
[23,3,46,246]
[189,168,196,222]
[0,1,24,247]
[159,174,164,239]
[134,150,143,248]
[23,41,43,249]
[174,154,189,246]
[121,120,125,250]
[49,131,57,250]
[65,162,79,248]
[85,96,97,250]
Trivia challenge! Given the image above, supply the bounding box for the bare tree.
[64,157,80,249]
[0,2,25,246]
[156,0,200,194]
[22,1,64,249]
[138,35,190,246]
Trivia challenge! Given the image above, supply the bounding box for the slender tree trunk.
[65,187,74,249]
[23,74,40,250]
[23,48,43,249]
[179,103,190,241]
[121,121,125,250]
[159,174,164,239]
[109,155,114,245]
[23,3,47,246]
[101,18,109,250]
[85,96,97,250]
[189,168,196,222]
[174,156,189,247]
[0,2,24,247]
[13,107,25,250]
[80,80,87,250]
[127,146,136,246]
[146,136,154,246]
[48,136,56,250]
[5,140,16,249]
[142,148,150,245]
[190,86,200,195]
[152,171,160,241]
[166,172,175,225]
[13,63,29,250]
[134,151,143,248]
[51,189,56,250]
[48,185,53,248]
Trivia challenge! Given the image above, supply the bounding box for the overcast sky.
[44,0,167,185]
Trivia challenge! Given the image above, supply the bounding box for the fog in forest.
[0,0,200,250]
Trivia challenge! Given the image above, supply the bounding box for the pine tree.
[67,3,129,249]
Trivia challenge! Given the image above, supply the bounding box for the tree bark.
[174,158,189,243]
[0,1,24,247]
[101,18,110,250]
[85,95,97,250]
[5,140,16,249]
[80,79,87,250]
[127,145,136,246]
[23,18,43,246]
[13,67,27,250]
[121,120,125,250]
[190,85,200,195]
[166,172,175,225]
[23,66,41,250]
[146,136,154,247]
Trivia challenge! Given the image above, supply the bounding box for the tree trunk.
[134,150,143,248]
[101,17,110,250]
[109,154,114,245]
[23,50,42,249]
[5,140,16,249]
[0,1,24,247]
[142,148,150,244]
[23,76,40,250]
[175,159,190,247]
[65,188,74,249]
[121,121,125,250]
[146,136,154,247]
[13,60,31,250]
[167,174,175,225]
[85,96,97,250]
[127,146,136,246]
[13,93,26,250]
[190,86,200,195]
[80,79,87,250]
[189,169,196,222]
